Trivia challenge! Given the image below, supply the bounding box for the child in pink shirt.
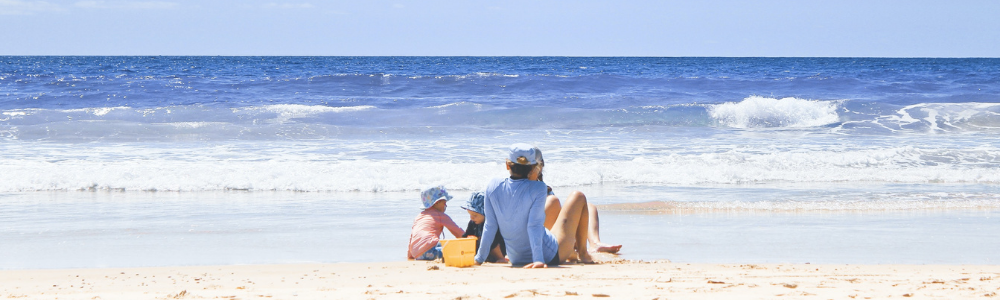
[407,186,465,260]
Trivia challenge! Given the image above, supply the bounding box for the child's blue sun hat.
[462,191,485,215]
[421,185,453,210]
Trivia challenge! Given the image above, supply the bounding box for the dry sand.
[2,257,998,300]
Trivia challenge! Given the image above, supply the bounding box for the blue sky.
[1,0,998,56]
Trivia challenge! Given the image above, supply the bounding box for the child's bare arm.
[442,215,465,238]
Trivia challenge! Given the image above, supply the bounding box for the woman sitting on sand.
[475,144,599,268]
[535,153,622,255]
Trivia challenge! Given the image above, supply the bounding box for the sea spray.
[708,96,841,128]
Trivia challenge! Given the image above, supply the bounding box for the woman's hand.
[523,262,547,269]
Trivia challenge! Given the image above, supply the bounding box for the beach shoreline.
[4,190,998,270]
[3,258,997,300]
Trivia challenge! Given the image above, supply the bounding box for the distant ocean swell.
[3,70,997,107]
[4,97,1000,141]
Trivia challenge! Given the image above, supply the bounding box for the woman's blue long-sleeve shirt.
[474,177,558,265]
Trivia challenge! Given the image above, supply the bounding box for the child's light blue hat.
[462,191,485,215]
[421,185,453,210]
[508,143,538,165]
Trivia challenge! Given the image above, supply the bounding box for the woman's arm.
[475,192,498,264]
[525,183,548,265]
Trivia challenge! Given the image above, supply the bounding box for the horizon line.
[2,55,999,59]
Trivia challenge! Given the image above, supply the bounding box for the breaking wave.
[708,96,841,128]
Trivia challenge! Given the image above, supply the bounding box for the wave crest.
[709,96,840,128]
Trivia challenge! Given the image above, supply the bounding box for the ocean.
[1,57,998,269]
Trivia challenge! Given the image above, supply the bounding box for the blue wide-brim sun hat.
[421,185,453,210]
[461,191,485,215]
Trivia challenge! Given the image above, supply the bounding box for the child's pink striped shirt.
[407,208,465,259]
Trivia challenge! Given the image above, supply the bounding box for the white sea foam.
[263,104,376,114]
[2,140,999,193]
[877,102,1000,132]
[709,96,840,128]
[427,102,483,110]
[0,158,506,193]
[64,106,131,116]
[1,108,43,121]
[265,104,374,124]
[167,122,223,129]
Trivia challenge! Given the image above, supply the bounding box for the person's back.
[477,176,559,266]
[476,143,596,268]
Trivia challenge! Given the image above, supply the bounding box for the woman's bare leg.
[549,191,593,263]
[544,195,561,230]
[587,203,622,253]
[547,193,622,254]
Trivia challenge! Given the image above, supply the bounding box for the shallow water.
[603,210,998,265]
[1,186,996,270]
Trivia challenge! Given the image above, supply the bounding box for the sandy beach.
[3,257,998,300]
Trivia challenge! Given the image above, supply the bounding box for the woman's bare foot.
[565,252,596,264]
[567,252,579,262]
[591,242,622,254]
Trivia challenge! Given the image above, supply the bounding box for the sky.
[1,0,998,57]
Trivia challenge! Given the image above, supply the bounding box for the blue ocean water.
[3,57,1000,193]
[1,57,998,268]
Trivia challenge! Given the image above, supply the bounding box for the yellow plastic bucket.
[440,237,477,267]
